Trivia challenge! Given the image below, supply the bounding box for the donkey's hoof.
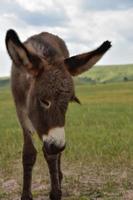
[49,190,62,200]
[21,193,33,200]
[21,197,33,200]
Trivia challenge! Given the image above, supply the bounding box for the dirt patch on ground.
[0,163,133,200]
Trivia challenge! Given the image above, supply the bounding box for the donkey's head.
[6,29,111,155]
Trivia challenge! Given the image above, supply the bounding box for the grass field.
[0,81,133,200]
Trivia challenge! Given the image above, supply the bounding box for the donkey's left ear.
[64,41,112,76]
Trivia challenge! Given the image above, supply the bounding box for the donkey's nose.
[42,127,66,155]
[43,141,66,155]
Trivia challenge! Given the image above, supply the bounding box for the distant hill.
[77,64,133,84]
[0,64,133,87]
[0,77,10,87]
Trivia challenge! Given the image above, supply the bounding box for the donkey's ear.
[64,41,111,76]
[5,29,42,76]
[5,29,31,67]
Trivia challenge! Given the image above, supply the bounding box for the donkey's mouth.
[42,127,66,155]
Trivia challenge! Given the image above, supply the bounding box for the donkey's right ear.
[5,29,31,67]
[5,29,42,76]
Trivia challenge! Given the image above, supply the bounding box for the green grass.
[65,82,133,169]
[0,81,133,199]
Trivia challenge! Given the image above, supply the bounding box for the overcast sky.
[0,0,133,76]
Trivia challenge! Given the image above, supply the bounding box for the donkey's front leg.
[58,153,63,185]
[43,151,62,200]
[21,131,37,200]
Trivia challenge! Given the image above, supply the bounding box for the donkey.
[5,29,111,200]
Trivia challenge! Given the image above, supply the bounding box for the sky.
[0,0,133,76]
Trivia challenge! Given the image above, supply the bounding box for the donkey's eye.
[39,99,51,109]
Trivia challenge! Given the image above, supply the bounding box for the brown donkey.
[5,29,111,200]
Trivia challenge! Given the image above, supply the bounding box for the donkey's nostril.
[43,141,66,155]
[50,142,66,154]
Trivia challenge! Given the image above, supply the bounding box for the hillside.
[0,77,10,87]
[0,64,133,87]
[78,64,133,84]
